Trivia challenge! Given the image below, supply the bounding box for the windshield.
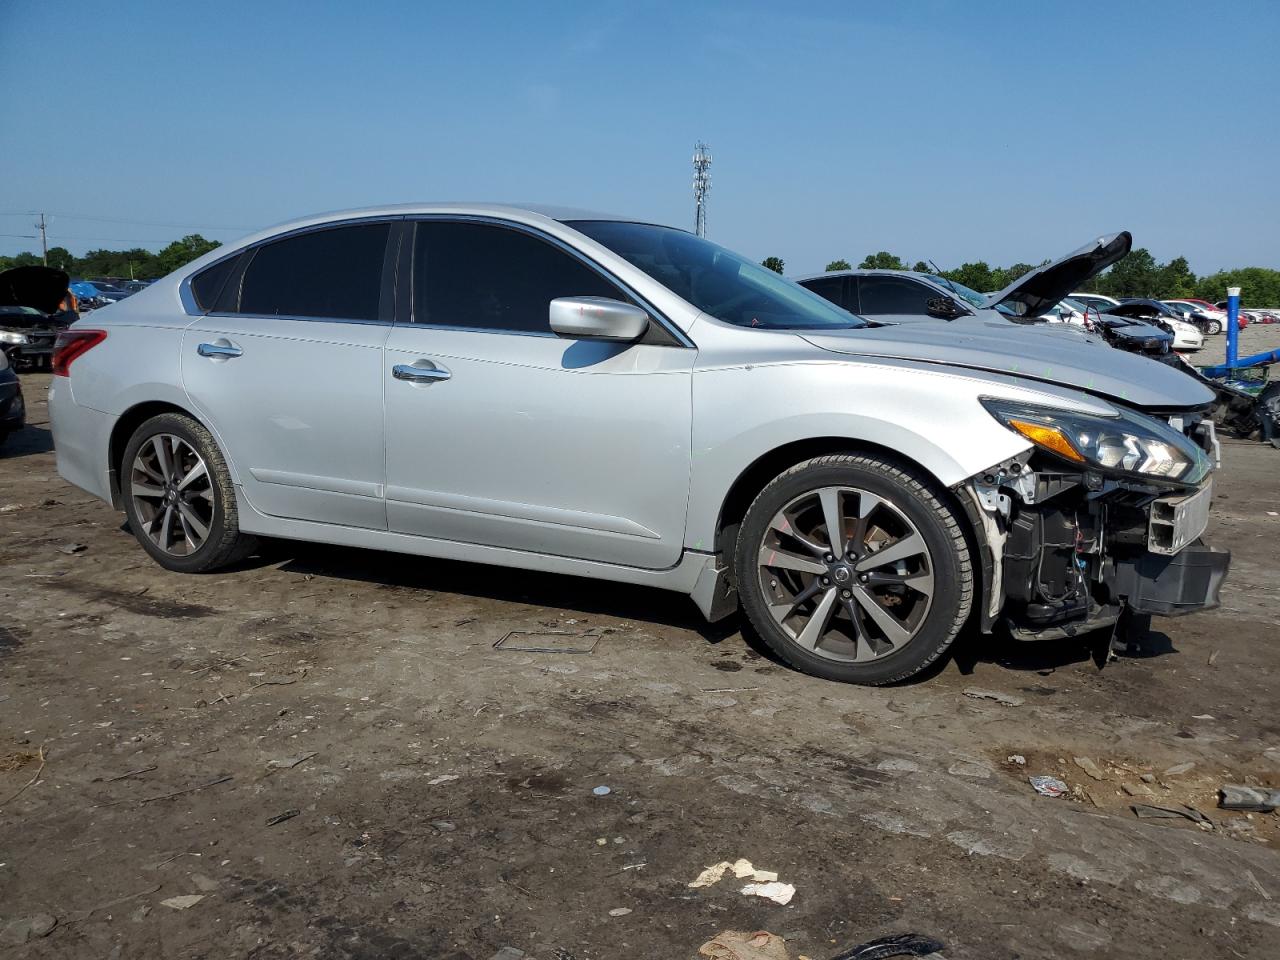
[567,221,866,329]
[920,274,987,309]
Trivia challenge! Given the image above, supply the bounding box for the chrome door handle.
[197,341,243,359]
[393,362,451,383]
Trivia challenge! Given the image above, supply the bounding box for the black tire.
[735,454,973,685]
[1207,319,1222,336]
[120,412,257,573]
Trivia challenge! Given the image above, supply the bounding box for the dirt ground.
[2,330,1279,960]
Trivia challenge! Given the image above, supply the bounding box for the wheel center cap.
[831,565,852,585]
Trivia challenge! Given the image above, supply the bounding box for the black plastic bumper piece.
[0,365,25,431]
[1114,541,1230,616]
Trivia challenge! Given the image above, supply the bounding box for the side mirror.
[549,296,649,341]
[925,296,967,319]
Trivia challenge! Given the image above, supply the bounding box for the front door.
[181,221,394,529]
[382,219,694,569]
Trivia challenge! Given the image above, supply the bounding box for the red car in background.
[1208,299,1251,330]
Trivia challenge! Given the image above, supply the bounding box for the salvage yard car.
[48,205,1229,684]
[0,266,78,371]
[795,232,1132,333]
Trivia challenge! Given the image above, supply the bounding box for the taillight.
[52,329,107,377]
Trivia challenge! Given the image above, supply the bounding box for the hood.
[800,321,1213,410]
[0,266,70,315]
[984,232,1131,318]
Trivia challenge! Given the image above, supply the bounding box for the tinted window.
[190,255,239,311]
[237,223,390,320]
[568,221,865,330]
[800,276,847,309]
[857,276,936,315]
[412,221,623,332]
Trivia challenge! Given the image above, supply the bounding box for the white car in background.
[1103,299,1205,352]
[1164,300,1224,336]
[1070,292,1121,314]
[1040,297,1095,329]
[1168,299,1227,335]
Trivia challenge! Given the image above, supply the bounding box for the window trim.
[402,215,692,348]
[188,216,399,326]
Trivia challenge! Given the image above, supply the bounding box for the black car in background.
[0,266,77,371]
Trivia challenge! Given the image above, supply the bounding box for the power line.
[0,211,252,232]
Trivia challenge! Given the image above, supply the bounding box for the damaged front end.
[958,399,1229,641]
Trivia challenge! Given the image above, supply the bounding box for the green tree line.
[800,249,1280,306]
[0,235,221,280]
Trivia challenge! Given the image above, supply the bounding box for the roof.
[789,268,929,283]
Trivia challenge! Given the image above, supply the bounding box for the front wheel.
[735,454,973,685]
[1207,319,1222,336]
[120,412,258,573]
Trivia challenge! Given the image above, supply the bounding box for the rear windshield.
[567,221,866,330]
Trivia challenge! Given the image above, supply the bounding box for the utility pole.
[692,142,712,238]
[36,212,48,265]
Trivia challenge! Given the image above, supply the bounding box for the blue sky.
[2,0,1277,274]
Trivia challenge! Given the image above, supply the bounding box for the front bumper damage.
[959,415,1229,641]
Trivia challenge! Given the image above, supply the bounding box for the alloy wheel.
[129,434,215,556]
[757,485,935,662]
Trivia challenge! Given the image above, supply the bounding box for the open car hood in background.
[984,232,1132,318]
[0,266,71,315]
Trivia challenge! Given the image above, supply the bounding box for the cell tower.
[692,142,712,238]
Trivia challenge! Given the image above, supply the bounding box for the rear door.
[381,218,694,569]
[181,220,396,529]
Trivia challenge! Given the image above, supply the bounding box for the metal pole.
[1226,285,1240,368]
[37,213,48,266]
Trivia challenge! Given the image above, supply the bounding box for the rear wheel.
[1206,319,1222,335]
[735,454,972,684]
[121,413,257,572]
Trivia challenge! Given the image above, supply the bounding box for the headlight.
[0,330,32,345]
[981,398,1210,484]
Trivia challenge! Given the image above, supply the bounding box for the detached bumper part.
[1113,541,1230,616]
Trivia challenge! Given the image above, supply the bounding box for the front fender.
[685,359,1042,551]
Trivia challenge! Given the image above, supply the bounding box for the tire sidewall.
[736,457,967,685]
[121,414,230,573]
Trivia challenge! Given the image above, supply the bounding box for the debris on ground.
[829,933,947,959]
[1218,784,1280,812]
[1029,775,1068,798]
[0,750,39,772]
[0,913,57,946]
[266,752,317,770]
[698,929,791,960]
[962,688,1024,706]
[1121,782,1154,797]
[159,894,204,910]
[1131,803,1212,825]
[1162,761,1196,777]
[592,785,611,796]
[740,881,795,905]
[607,907,631,917]
[55,542,87,555]
[265,808,300,826]
[689,858,780,887]
[1072,756,1107,781]
[492,630,603,655]
[1006,754,1026,765]
[947,759,992,779]
[427,774,459,785]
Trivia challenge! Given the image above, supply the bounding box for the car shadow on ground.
[263,540,741,641]
[245,540,1180,680]
[0,424,53,458]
